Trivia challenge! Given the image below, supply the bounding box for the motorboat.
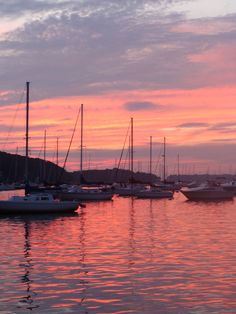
[180,184,234,201]
[0,193,80,214]
[135,186,173,199]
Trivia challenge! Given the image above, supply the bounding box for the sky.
[0,0,236,177]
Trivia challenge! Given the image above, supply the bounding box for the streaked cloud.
[123,101,160,111]
[210,121,236,131]
[178,122,209,128]
[212,138,236,142]
[0,1,235,106]
[0,1,236,171]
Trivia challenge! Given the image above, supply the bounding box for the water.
[0,191,236,313]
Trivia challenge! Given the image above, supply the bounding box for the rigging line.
[115,122,130,179]
[123,144,129,170]
[6,146,19,182]
[2,87,25,151]
[153,146,163,174]
[37,141,43,158]
[47,150,56,183]
[58,106,81,182]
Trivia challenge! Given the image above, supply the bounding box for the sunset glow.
[0,1,236,175]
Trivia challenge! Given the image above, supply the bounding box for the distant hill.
[2,151,234,185]
[0,151,70,184]
[71,168,160,185]
[168,174,236,183]
[0,151,160,185]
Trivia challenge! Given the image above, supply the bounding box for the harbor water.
[0,190,236,313]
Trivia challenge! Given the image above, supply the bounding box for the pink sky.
[0,1,236,176]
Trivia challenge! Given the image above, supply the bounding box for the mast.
[163,136,166,183]
[80,104,84,184]
[44,129,46,183]
[55,137,59,184]
[150,136,152,183]
[25,82,30,195]
[58,106,80,183]
[128,135,131,172]
[15,146,18,182]
[56,137,59,167]
[177,153,180,182]
[130,117,134,184]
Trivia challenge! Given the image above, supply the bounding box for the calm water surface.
[0,190,236,313]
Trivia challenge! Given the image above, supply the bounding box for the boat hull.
[58,192,113,201]
[181,190,234,201]
[116,189,138,197]
[135,190,173,199]
[0,201,79,214]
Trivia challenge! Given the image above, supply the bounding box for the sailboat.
[113,117,143,197]
[153,137,177,191]
[134,136,173,199]
[0,82,80,214]
[58,103,114,201]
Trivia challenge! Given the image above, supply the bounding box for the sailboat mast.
[128,135,131,171]
[15,146,18,182]
[44,129,46,182]
[25,82,30,193]
[177,153,180,182]
[80,104,84,184]
[130,117,134,182]
[163,136,166,183]
[150,136,152,181]
[56,137,59,167]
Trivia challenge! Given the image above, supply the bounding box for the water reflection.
[18,221,39,311]
[1,212,79,313]
[78,208,89,313]
[147,200,155,259]
[128,197,136,267]
[0,194,236,313]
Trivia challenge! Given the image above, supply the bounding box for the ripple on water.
[0,192,236,313]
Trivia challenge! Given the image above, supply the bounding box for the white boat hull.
[181,189,234,201]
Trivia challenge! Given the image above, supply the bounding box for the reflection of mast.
[128,197,135,266]
[147,199,155,258]
[19,221,38,311]
[78,208,88,308]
